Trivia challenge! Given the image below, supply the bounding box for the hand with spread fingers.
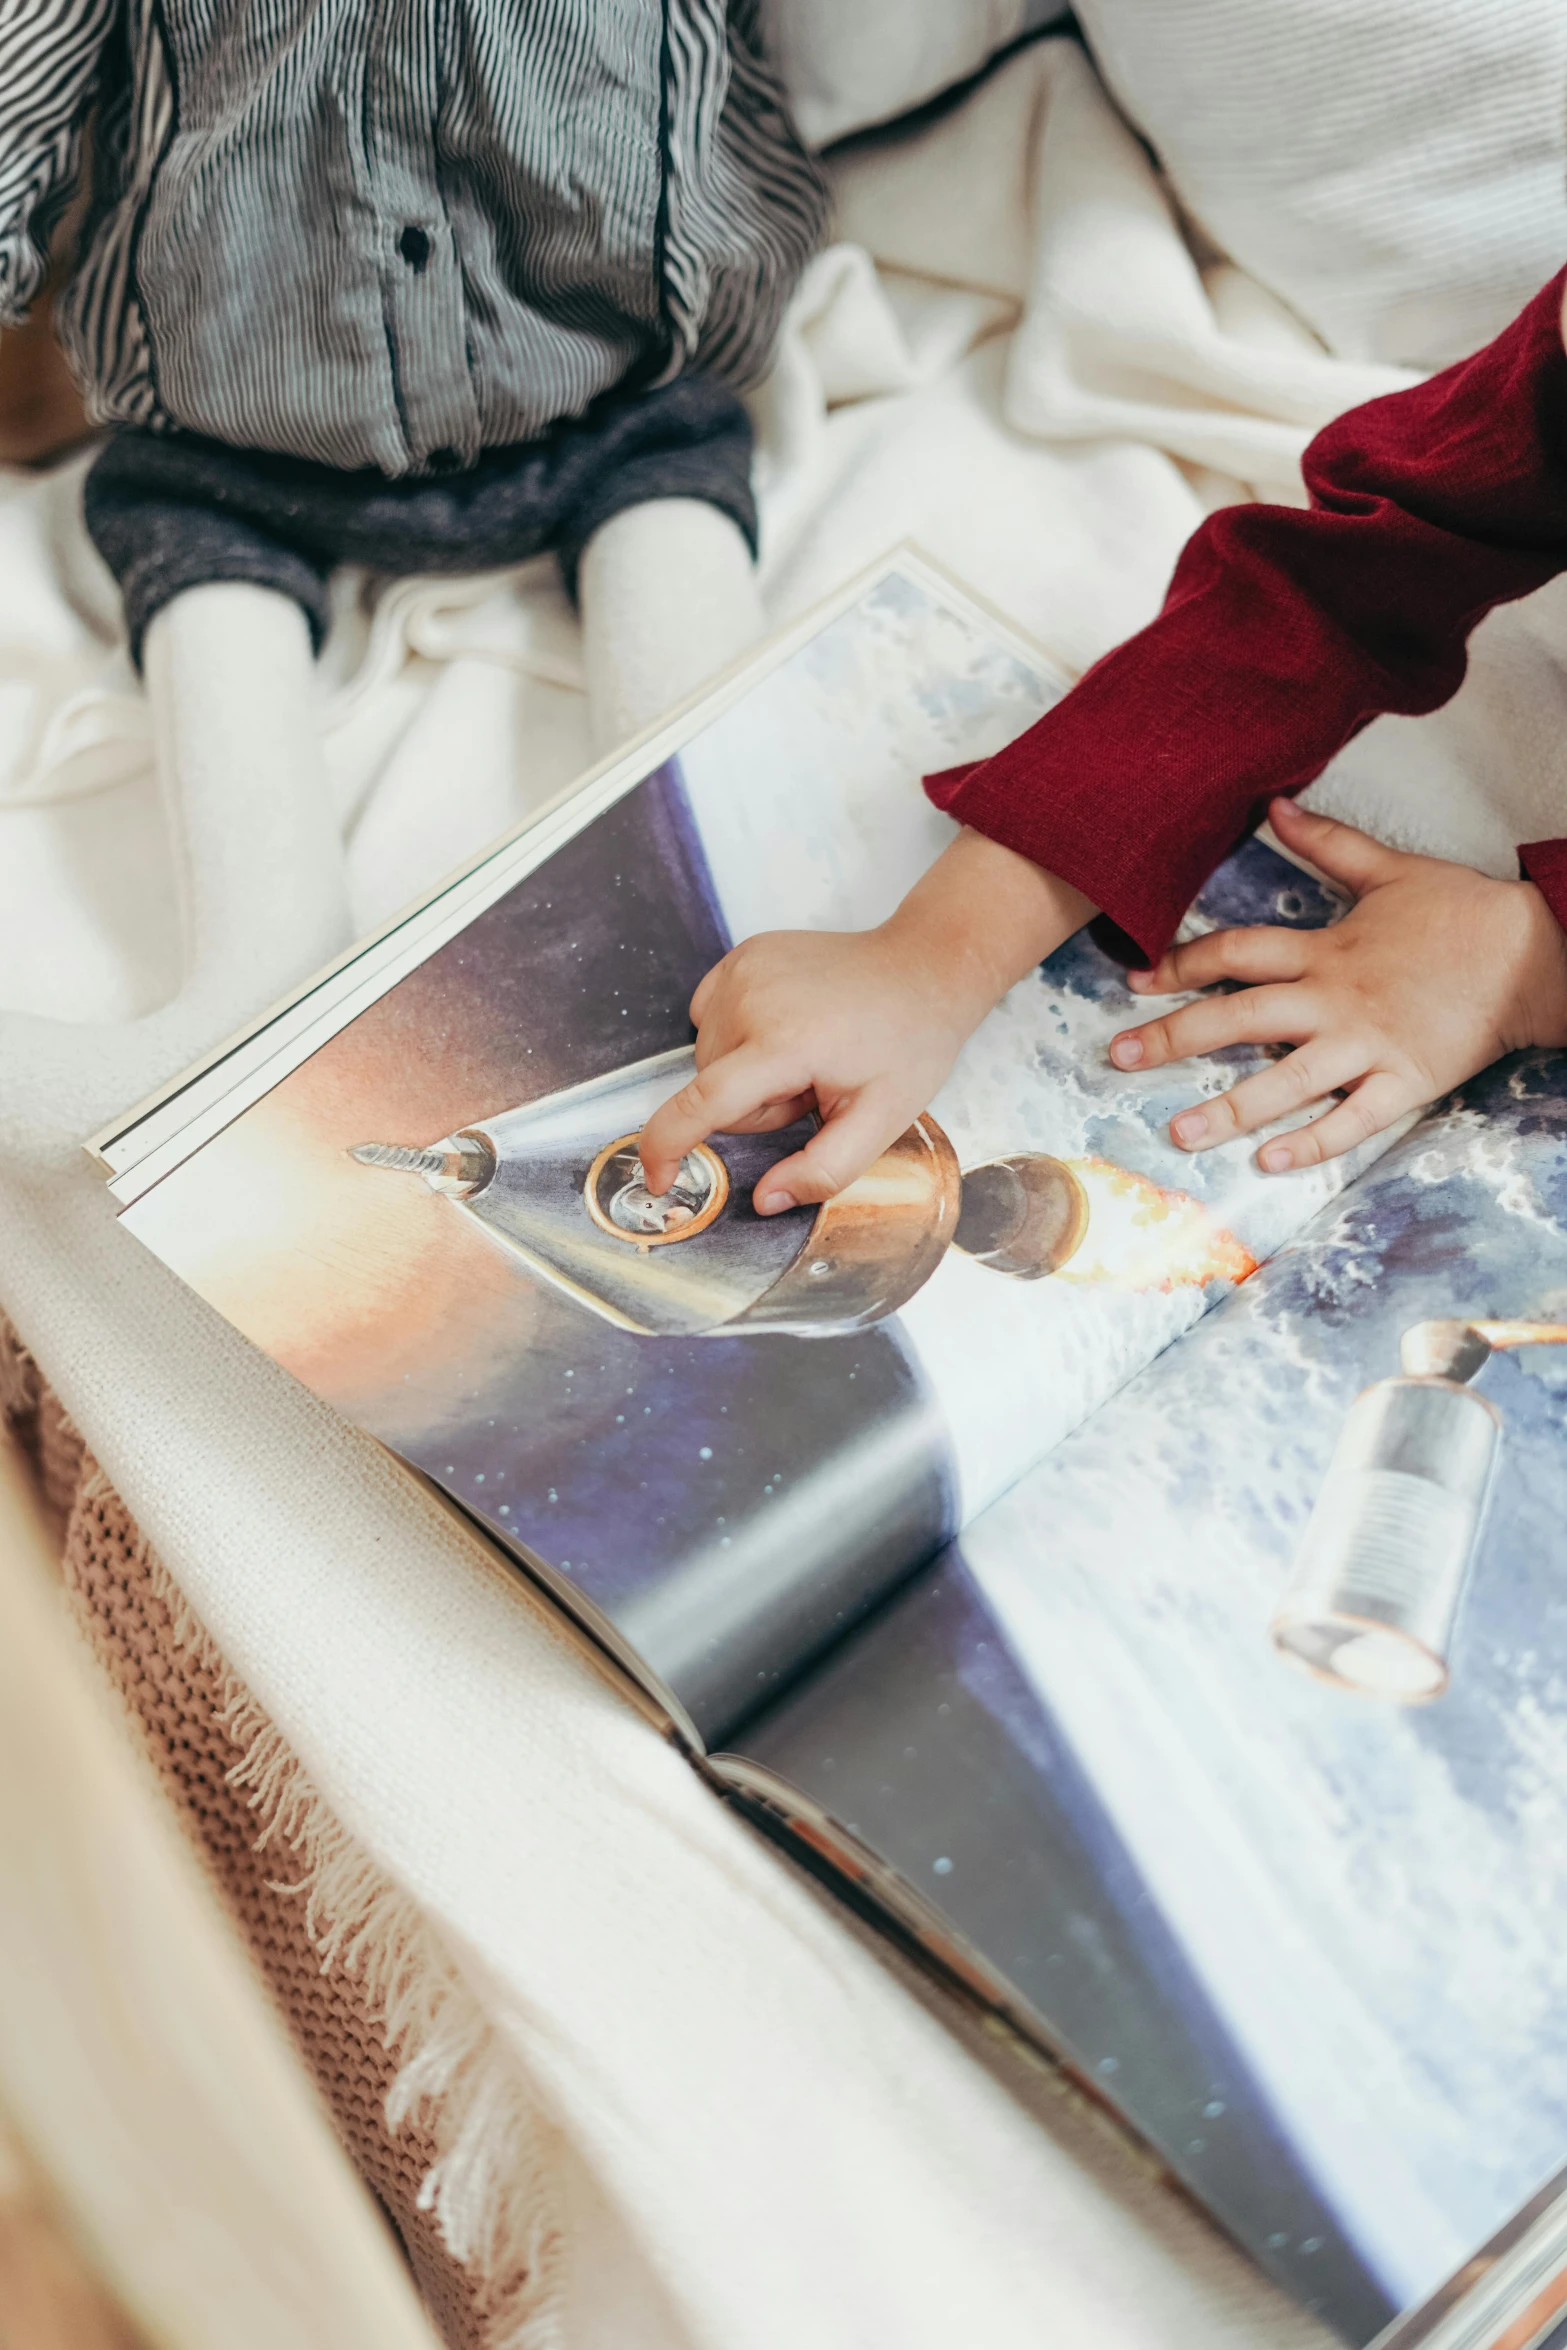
[1110,797,1567,1172]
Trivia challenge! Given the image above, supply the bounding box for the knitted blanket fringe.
[96,1474,564,2350]
[3,1314,563,2350]
[224,1679,564,2350]
[120,1497,565,2350]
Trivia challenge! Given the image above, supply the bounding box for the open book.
[92,551,1567,2350]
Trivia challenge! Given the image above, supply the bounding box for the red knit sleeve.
[1520,837,1567,934]
[928,268,1567,964]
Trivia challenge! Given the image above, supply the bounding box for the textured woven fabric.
[759,0,1068,148]
[0,1329,500,2350]
[1073,0,1567,372]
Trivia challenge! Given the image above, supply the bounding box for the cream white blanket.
[5,32,1567,2350]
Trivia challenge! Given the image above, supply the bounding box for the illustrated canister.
[1271,1375,1500,1702]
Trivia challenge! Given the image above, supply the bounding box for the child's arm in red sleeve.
[643,272,1567,1214]
[928,268,1567,963]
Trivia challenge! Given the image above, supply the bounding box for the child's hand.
[638,927,981,1213]
[639,830,1095,1213]
[1110,797,1567,1170]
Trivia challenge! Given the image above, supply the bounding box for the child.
[640,268,1567,1213]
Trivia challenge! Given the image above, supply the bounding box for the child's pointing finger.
[638,1048,795,1195]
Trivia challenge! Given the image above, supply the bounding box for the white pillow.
[762,0,1069,150]
[1072,0,1567,368]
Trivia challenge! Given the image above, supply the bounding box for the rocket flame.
[1471,1320,1567,1352]
[1058,1157,1257,1293]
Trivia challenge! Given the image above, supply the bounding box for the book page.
[114,560,1383,1745]
[738,1051,1567,2342]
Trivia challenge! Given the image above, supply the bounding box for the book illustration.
[345,1044,1254,1339]
[344,1047,964,1338]
[110,573,1358,1751]
[1275,1320,1567,1703]
[738,1052,1567,2337]
[101,556,1567,2346]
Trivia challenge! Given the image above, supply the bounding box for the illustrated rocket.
[348,1045,1090,1341]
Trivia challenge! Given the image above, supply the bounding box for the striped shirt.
[0,0,827,475]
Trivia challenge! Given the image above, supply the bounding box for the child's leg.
[577,498,765,752]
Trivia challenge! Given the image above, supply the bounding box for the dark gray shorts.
[83,372,756,666]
